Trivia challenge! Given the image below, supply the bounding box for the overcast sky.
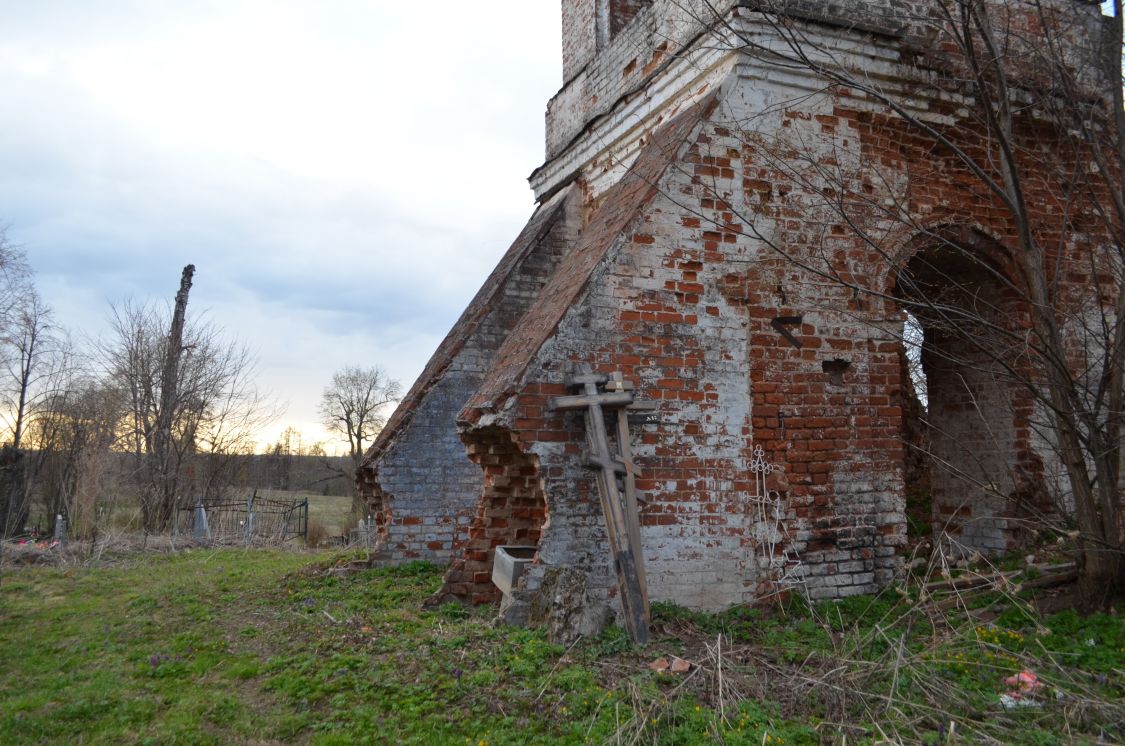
[0,1,562,452]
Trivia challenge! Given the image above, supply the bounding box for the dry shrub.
[305,519,328,548]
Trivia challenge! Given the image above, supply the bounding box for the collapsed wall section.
[356,189,576,563]
[434,425,548,605]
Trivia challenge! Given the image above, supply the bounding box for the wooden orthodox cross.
[550,372,651,645]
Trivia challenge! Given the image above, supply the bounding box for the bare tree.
[27,378,123,538]
[0,232,48,537]
[319,365,401,508]
[103,279,272,531]
[0,227,31,337]
[0,291,67,451]
[0,307,75,538]
[664,0,1124,605]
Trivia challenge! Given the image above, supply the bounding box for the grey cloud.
[0,1,561,438]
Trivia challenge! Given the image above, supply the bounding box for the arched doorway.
[895,229,1046,554]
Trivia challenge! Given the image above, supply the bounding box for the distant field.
[255,489,355,536]
[23,489,357,545]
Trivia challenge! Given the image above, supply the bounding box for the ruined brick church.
[358,1,1114,625]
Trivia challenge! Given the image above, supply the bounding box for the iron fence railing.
[174,494,308,543]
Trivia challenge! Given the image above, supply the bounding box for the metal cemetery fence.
[174,495,308,543]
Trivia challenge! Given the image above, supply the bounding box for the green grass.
[1,552,1121,744]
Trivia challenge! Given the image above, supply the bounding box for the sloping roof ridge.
[462,92,720,423]
[361,192,571,466]
[736,0,907,37]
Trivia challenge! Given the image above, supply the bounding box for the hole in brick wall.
[438,427,548,605]
[903,311,927,408]
[358,468,391,543]
[821,358,850,385]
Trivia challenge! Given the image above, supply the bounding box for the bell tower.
[541,0,734,198]
[560,0,654,82]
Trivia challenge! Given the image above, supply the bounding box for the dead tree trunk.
[148,264,194,531]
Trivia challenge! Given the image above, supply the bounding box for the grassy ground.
[0,550,1121,745]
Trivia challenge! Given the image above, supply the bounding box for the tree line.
[0,235,400,539]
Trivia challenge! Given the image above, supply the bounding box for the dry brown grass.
[305,519,329,548]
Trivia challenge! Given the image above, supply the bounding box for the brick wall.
[413,0,1113,619]
[366,372,484,560]
[446,96,909,607]
[549,0,733,158]
[609,0,650,36]
[439,31,1111,612]
[358,189,578,564]
[438,426,548,605]
[561,0,598,83]
[543,0,1108,172]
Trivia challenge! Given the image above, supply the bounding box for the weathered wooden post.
[550,373,651,645]
[244,494,256,545]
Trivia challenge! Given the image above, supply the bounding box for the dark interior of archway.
[894,241,1033,552]
[898,244,1006,328]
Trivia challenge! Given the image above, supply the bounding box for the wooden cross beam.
[550,390,635,410]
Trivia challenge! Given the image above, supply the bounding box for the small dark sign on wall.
[627,411,661,426]
[771,315,804,349]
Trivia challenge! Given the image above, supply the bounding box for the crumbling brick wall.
[440,15,1110,611]
[447,96,909,609]
[560,0,657,84]
[365,373,486,559]
[549,0,736,158]
[609,0,650,36]
[383,0,1112,622]
[436,426,548,604]
[358,190,577,563]
[561,0,598,83]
